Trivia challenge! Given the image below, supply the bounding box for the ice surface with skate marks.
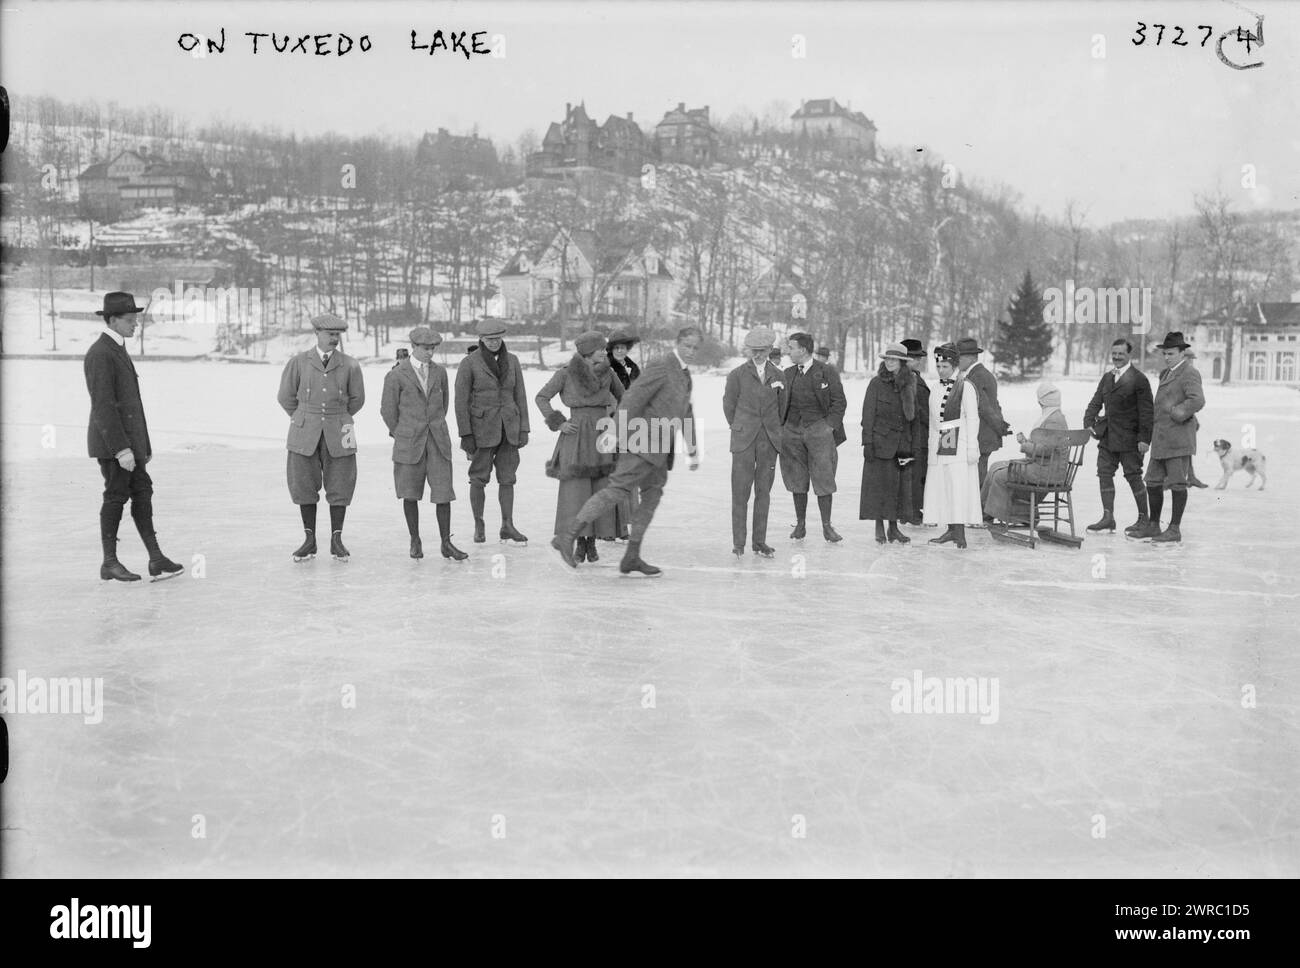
[2,360,1297,876]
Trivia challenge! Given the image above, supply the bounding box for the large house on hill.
[496,229,674,330]
[78,149,213,220]
[791,98,878,160]
[526,102,649,182]
[654,103,718,166]
[415,128,500,189]
[1190,300,1300,383]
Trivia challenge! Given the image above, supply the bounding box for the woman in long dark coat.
[606,331,641,541]
[860,343,924,543]
[536,331,624,563]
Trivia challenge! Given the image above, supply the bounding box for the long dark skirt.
[860,455,911,521]
[555,475,616,537]
[897,456,925,520]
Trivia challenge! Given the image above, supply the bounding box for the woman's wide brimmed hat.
[879,342,909,362]
[606,330,640,348]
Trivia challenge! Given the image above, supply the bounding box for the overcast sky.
[3,0,1297,224]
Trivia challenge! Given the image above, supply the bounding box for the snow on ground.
[2,358,1298,876]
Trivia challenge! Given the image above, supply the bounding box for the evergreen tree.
[994,270,1053,377]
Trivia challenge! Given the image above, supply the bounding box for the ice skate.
[100,559,142,582]
[500,521,528,545]
[292,529,317,562]
[440,538,468,561]
[1086,512,1116,533]
[147,554,184,581]
[1151,524,1182,544]
[330,530,350,561]
[619,540,662,577]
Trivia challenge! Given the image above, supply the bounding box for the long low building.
[1190,300,1300,383]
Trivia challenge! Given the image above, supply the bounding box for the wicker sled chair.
[989,428,1092,549]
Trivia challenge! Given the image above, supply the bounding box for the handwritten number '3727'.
[1132,23,1216,46]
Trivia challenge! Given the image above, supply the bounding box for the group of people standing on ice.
[82,287,1208,583]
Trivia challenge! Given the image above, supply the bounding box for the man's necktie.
[418,362,428,390]
[684,367,692,397]
[322,353,331,368]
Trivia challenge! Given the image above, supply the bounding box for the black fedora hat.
[1156,331,1190,350]
[901,338,926,358]
[954,336,983,356]
[95,291,145,317]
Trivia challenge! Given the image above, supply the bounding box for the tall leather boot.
[100,503,141,582]
[436,503,467,560]
[498,484,527,544]
[790,492,807,539]
[470,483,487,543]
[1123,480,1150,535]
[550,520,581,568]
[818,494,842,543]
[619,538,662,577]
[132,498,182,579]
[953,523,968,549]
[1088,480,1116,531]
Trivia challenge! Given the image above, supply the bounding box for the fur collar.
[567,352,609,396]
[877,362,917,421]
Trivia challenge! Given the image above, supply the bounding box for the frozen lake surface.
[2,358,1298,875]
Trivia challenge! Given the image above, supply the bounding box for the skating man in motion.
[779,331,847,543]
[277,313,366,561]
[380,326,467,561]
[84,291,183,582]
[454,319,531,545]
[551,326,701,576]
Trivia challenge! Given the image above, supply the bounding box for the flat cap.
[408,326,442,346]
[311,314,348,332]
[475,319,507,338]
[743,327,776,350]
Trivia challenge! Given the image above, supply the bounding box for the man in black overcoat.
[84,292,183,582]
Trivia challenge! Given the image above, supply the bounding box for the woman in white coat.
[923,343,983,548]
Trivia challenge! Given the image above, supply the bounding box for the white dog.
[1212,439,1267,491]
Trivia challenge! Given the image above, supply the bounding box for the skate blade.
[332,555,350,562]
[292,553,316,562]
[149,570,183,582]
[500,538,528,546]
